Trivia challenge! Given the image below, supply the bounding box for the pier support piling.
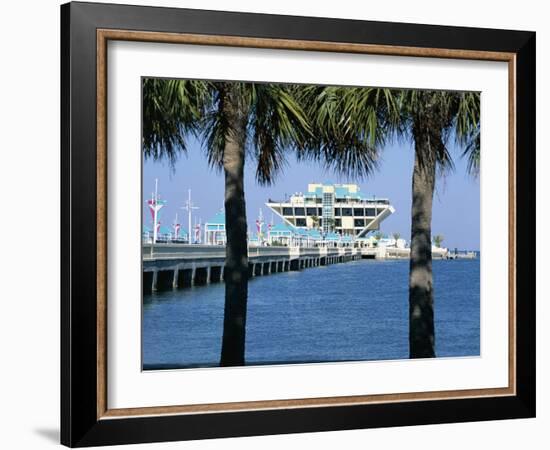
[208,266,221,283]
[176,268,186,287]
[151,270,158,292]
[194,267,208,285]
[155,270,174,291]
[143,271,154,295]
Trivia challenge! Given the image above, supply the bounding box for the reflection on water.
[143,259,480,369]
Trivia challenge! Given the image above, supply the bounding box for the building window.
[295,218,306,227]
[282,207,293,216]
[365,208,377,217]
[342,208,352,216]
[306,207,317,216]
[353,208,364,216]
[294,207,305,216]
[318,207,323,216]
[334,208,341,216]
[335,218,342,227]
[354,219,365,227]
[322,192,334,233]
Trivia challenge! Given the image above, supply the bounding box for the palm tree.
[433,234,444,248]
[310,215,320,229]
[142,79,311,366]
[395,90,480,358]
[392,232,401,243]
[373,231,384,241]
[298,85,479,359]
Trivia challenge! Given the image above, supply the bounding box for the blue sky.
[143,136,480,250]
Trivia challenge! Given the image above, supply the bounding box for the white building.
[266,183,394,238]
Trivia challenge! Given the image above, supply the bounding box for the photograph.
[141,78,481,370]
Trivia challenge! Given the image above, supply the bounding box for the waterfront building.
[323,231,342,246]
[377,237,407,249]
[171,227,189,243]
[204,210,226,245]
[265,183,394,238]
[268,222,295,246]
[143,225,152,243]
[171,213,190,243]
[143,223,189,244]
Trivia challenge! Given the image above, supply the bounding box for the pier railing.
[143,244,354,261]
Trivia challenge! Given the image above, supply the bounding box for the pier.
[360,246,477,260]
[143,244,362,293]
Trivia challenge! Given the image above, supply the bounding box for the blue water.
[142,259,480,369]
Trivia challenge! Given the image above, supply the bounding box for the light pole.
[181,189,199,244]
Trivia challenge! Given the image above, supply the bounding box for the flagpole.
[182,189,199,244]
[188,190,192,242]
[153,178,158,244]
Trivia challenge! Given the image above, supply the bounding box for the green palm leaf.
[142,78,210,165]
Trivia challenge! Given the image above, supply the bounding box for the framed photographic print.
[60,1,536,447]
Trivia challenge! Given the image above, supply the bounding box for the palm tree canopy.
[142,78,210,165]
[142,79,313,185]
[394,90,480,176]
[295,85,399,179]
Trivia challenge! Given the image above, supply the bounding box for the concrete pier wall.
[143,244,361,292]
[360,246,473,260]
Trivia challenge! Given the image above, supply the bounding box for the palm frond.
[461,127,480,176]
[249,83,312,185]
[201,86,229,171]
[399,89,477,174]
[295,85,397,179]
[454,92,481,177]
[142,78,210,166]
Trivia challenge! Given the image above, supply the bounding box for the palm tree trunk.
[409,124,438,358]
[220,85,249,366]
